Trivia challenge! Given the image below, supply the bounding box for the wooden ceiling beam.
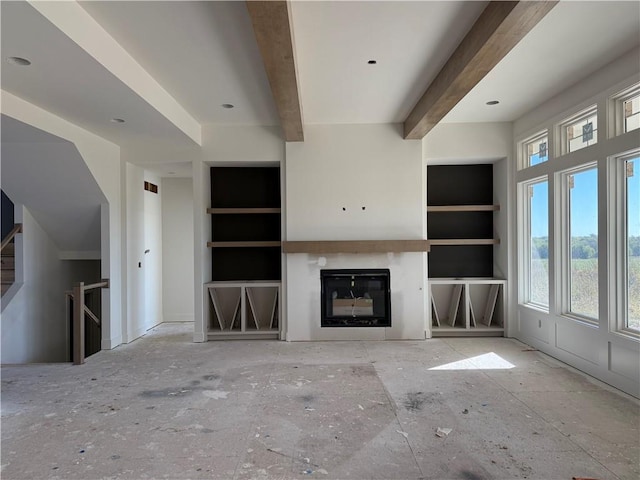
[403,1,557,140]
[246,1,304,142]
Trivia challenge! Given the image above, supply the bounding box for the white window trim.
[557,163,599,326]
[609,150,640,339]
[518,177,549,310]
[518,130,549,171]
[558,105,598,156]
[609,83,640,138]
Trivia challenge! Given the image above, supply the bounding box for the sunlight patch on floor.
[428,352,516,371]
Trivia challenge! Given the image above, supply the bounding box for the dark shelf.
[429,245,494,278]
[427,164,493,205]
[427,164,495,278]
[210,166,281,281]
[211,167,280,208]
[428,210,493,239]
[212,213,281,242]
[211,246,281,282]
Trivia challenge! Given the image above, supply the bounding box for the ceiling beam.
[403,1,558,140]
[246,1,304,142]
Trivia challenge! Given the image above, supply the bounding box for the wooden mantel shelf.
[282,240,430,254]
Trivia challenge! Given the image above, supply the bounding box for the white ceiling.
[291,1,488,124]
[79,0,280,127]
[0,1,195,149]
[444,0,640,123]
[1,1,639,173]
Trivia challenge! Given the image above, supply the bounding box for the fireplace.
[320,269,391,327]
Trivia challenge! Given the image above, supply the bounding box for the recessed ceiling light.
[486,100,500,106]
[221,103,234,109]
[367,60,377,65]
[7,56,31,66]
[110,118,125,123]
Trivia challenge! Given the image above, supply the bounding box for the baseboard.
[163,314,194,322]
[102,335,122,350]
[127,326,148,344]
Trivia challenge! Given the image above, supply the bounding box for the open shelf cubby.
[205,282,279,340]
[430,279,505,336]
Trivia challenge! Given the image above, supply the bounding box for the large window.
[522,179,549,308]
[517,79,640,343]
[624,155,639,332]
[563,166,599,321]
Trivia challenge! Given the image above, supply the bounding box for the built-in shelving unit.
[427,164,506,337]
[430,278,505,336]
[205,281,279,340]
[207,167,281,339]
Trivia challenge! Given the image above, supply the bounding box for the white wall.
[285,124,426,340]
[424,122,513,163]
[1,91,123,350]
[1,207,97,363]
[162,177,194,322]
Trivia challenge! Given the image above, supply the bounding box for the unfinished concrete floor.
[1,323,639,480]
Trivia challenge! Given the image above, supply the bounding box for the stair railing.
[67,280,109,365]
[1,223,22,252]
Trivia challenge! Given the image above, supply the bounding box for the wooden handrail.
[83,280,109,291]
[1,224,22,252]
[71,279,109,365]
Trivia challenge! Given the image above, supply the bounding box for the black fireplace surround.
[320,269,391,327]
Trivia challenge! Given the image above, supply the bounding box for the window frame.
[557,162,600,325]
[558,105,598,156]
[519,130,549,170]
[519,176,550,310]
[610,150,640,338]
[610,83,640,137]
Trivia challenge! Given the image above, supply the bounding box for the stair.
[1,242,15,296]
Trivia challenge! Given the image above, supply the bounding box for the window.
[623,155,639,332]
[623,95,639,133]
[562,166,599,321]
[522,179,549,308]
[611,83,640,136]
[561,106,598,154]
[521,131,549,169]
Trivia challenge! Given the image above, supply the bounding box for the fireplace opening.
[320,269,391,327]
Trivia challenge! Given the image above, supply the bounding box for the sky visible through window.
[530,163,640,238]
